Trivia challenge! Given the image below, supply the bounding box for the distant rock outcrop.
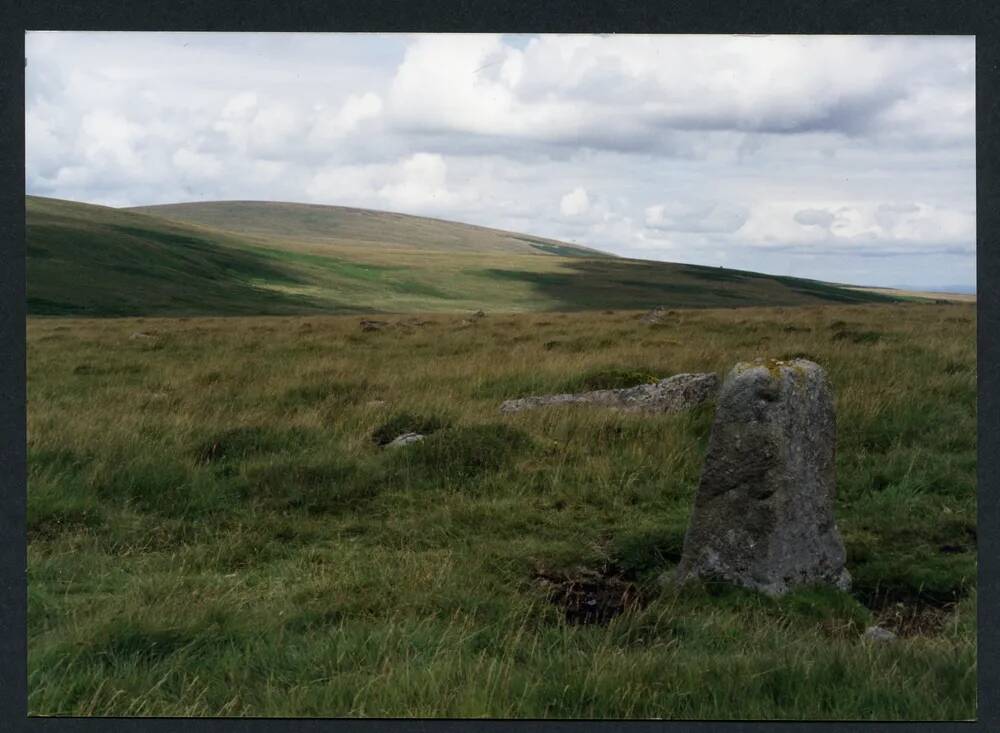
[360,319,387,332]
[499,372,719,415]
[639,306,671,324]
[672,358,850,596]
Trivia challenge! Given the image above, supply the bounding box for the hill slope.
[27,196,899,317]
[128,200,612,258]
[26,197,340,317]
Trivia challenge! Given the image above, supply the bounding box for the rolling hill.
[27,196,899,317]
[128,200,612,258]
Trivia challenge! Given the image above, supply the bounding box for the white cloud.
[306,153,476,215]
[221,92,258,119]
[306,92,384,152]
[172,147,222,179]
[384,34,973,148]
[79,109,143,170]
[378,152,468,211]
[560,187,590,217]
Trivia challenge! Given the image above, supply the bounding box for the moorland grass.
[26,302,976,718]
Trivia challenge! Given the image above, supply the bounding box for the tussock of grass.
[194,425,310,464]
[610,524,688,581]
[559,366,663,392]
[26,302,976,718]
[833,329,884,344]
[375,424,536,492]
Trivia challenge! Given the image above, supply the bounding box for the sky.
[25,32,976,291]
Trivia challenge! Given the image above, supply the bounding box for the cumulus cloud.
[560,187,590,217]
[306,153,477,215]
[385,34,973,150]
[24,32,976,289]
[308,92,383,144]
[377,152,472,211]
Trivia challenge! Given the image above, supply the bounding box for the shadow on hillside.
[482,259,899,311]
[28,222,354,317]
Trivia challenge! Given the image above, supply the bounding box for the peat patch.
[859,586,965,637]
[535,565,643,625]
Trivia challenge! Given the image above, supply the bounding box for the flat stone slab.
[499,372,719,415]
[672,358,850,596]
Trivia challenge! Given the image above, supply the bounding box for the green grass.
[27,302,976,718]
[29,196,902,318]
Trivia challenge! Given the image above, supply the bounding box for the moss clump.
[832,330,883,344]
[393,423,533,481]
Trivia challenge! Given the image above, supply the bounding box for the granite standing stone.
[672,358,850,596]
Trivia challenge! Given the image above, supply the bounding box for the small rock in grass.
[863,625,897,642]
[386,432,425,448]
[639,306,669,324]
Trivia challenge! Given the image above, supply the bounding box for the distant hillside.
[128,200,612,258]
[27,196,899,317]
[26,196,339,317]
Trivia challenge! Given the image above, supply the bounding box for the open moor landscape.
[25,195,976,718]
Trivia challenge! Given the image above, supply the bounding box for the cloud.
[377,152,472,211]
[875,202,921,232]
[306,153,477,215]
[308,92,383,144]
[794,208,837,228]
[560,187,590,217]
[646,202,749,233]
[172,148,223,180]
[385,34,973,151]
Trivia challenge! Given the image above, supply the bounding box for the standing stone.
[672,358,850,596]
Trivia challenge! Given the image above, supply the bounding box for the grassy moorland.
[28,196,900,318]
[26,302,975,718]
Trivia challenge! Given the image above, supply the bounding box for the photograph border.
[2,1,996,731]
